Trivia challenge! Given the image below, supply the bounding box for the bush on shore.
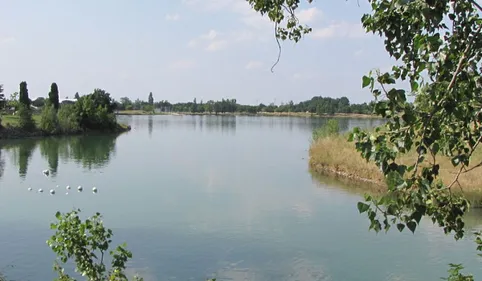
[39,104,59,134]
[312,119,340,142]
[17,104,36,131]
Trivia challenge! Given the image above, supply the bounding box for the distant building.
[60,98,77,105]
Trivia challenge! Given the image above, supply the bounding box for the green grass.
[1,113,41,127]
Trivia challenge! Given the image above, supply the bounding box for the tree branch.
[413,23,482,179]
[271,22,282,73]
[469,0,482,12]
[448,134,482,189]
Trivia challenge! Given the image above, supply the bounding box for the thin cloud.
[206,40,228,51]
[165,13,180,21]
[297,7,322,23]
[169,59,196,70]
[310,21,366,39]
[189,29,228,51]
[245,60,264,70]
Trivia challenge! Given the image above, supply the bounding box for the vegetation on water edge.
[310,122,482,204]
[115,95,375,116]
[116,109,378,119]
[0,82,130,139]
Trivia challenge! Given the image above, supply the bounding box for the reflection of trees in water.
[311,171,482,230]
[0,134,118,178]
[203,116,236,134]
[67,135,117,170]
[148,116,153,137]
[0,146,4,179]
[7,140,38,178]
[39,138,61,176]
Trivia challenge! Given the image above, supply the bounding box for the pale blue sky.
[0,0,396,105]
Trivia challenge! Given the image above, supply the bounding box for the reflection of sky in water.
[0,115,481,281]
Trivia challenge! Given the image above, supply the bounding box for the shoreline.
[116,110,381,119]
[309,134,482,207]
[0,123,131,140]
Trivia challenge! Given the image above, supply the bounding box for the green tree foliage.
[49,82,60,110]
[57,104,80,133]
[7,92,19,110]
[149,96,371,115]
[39,104,59,134]
[18,81,30,108]
[47,209,144,281]
[0,84,5,110]
[32,97,46,108]
[17,104,35,130]
[75,90,117,130]
[148,92,154,106]
[74,92,80,99]
[89,89,116,114]
[248,0,482,278]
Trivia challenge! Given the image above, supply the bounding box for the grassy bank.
[116,110,380,119]
[309,133,482,205]
[0,114,130,140]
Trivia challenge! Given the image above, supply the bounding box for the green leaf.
[357,202,370,213]
[396,223,405,232]
[362,76,371,88]
[407,221,417,233]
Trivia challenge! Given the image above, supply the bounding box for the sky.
[0,0,397,105]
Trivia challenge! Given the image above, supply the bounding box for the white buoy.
[28,187,32,191]
[38,188,43,193]
[50,189,55,195]
[77,185,83,192]
[92,187,98,193]
[66,185,71,190]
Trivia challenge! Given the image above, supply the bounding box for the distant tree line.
[116,95,374,115]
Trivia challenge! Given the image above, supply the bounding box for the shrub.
[312,119,340,142]
[58,104,80,133]
[39,104,59,134]
[17,104,36,130]
[48,209,144,281]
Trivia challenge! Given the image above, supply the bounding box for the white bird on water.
[78,185,83,192]
[66,185,71,190]
[42,170,50,176]
[50,189,56,195]
[92,187,98,193]
[38,188,43,193]
[28,187,32,191]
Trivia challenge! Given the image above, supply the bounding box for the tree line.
[0,81,122,134]
[1,83,375,117]
[117,95,375,115]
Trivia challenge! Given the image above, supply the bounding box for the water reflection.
[311,171,482,231]
[0,148,4,179]
[117,115,385,136]
[148,116,153,137]
[0,134,119,178]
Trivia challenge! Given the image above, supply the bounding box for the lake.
[0,115,481,281]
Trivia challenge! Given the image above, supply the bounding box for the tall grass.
[309,132,482,195]
[312,119,340,142]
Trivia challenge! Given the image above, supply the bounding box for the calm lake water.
[0,115,481,281]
